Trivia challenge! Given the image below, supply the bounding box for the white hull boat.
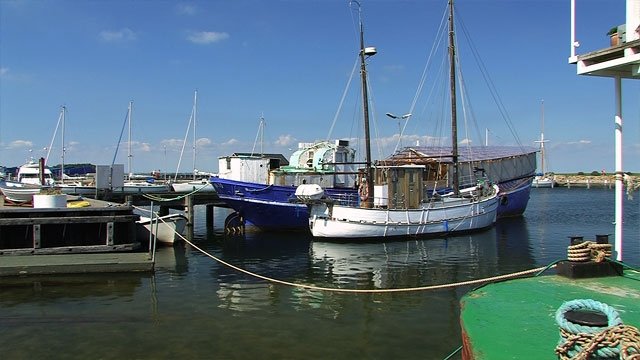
[115,181,171,194]
[299,1,499,241]
[171,179,215,193]
[532,176,555,188]
[306,184,499,239]
[136,213,188,245]
[0,180,42,203]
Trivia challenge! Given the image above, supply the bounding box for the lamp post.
[385,112,411,150]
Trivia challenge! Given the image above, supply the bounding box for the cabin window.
[226,157,231,170]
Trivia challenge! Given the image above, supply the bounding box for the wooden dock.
[0,252,153,276]
[0,195,155,276]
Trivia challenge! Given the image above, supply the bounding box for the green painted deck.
[460,269,640,360]
[0,252,154,276]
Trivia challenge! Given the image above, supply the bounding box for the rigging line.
[455,9,524,149]
[404,4,449,127]
[327,55,359,141]
[174,106,194,182]
[46,107,64,164]
[111,107,131,167]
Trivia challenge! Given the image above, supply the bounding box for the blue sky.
[1,0,638,175]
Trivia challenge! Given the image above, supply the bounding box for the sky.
[1,0,639,175]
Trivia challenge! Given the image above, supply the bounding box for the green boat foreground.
[460,265,640,359]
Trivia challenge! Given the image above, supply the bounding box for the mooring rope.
[166,229,553,293]
[555,299,640,359]
[567,241,613,263]
[142,183,210,202]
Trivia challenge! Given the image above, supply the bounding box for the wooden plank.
[0,252,154,276]
[0,243,140,256]
[0,215,138,226]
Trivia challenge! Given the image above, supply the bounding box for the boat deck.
[460,267,640,359]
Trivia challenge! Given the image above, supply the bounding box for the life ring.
[359,181,369,202]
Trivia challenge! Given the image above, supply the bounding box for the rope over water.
[555,299,640,359]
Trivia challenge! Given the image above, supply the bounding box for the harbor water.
[1,187,638,359]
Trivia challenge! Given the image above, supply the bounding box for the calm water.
[1,188,638,359]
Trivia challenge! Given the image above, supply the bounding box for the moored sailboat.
[297,0,499,240]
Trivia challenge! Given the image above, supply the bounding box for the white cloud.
[99,28,137,42]
[161,138,185,149]
[0,67,8,77]
[177,3,197,15]
[274,134,296,147]
[187,31,229,44]
[222,138,239,147]
[8,140,33,149]
[196,137,212,147]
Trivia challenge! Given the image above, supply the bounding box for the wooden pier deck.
[0,252,153,276]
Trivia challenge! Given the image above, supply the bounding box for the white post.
[569,0,578,63]
[614,76,623,261]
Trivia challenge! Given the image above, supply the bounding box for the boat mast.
[192,90,198,180]
[355,0,375,208]
[61,105,66,184]
[448,0,459,195]
[539,99,547,175]
[127,100,133,179]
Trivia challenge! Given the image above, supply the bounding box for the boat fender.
[500,196,508,206]
[358,181,369,202]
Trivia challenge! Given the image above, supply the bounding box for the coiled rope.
[567,241,613,263]
[555,299,640,359]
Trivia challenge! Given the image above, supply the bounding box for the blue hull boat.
[211,177,358,231]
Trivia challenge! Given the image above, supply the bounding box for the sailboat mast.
[192,90,198,180]
[127,101,133,178]
[358,10,375,208]
[61,105,66,183]
[448,0,459,194]
[540,99,546,175]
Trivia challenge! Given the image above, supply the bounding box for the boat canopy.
[377,145,538,185]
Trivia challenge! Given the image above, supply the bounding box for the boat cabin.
[17,159,55,186]
[271,140,357,189]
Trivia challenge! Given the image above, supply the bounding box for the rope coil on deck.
[567,241,613,262]
[555,299,640,359]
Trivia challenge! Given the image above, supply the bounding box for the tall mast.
[534,99,549,175]
[355,1,375,208]
[61,105,66,183]
[540,99,546,174]
[448,0,459,194]
[127,100,133,178]
[192,90,198,180]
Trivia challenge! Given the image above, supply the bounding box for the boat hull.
[308,186,500,239]
[210,177,358,231]
[171,180,215,193]
[136,214,187,245]
[532,176,555,188]
[0,181,42,203]
[496,177,532,218]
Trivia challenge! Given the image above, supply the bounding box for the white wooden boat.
[532,176,555,188]
[0,180,42,203]
[298,1,499,240]
[171,179,215,193]
[136,213,188,245]
[115,181,171,194]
